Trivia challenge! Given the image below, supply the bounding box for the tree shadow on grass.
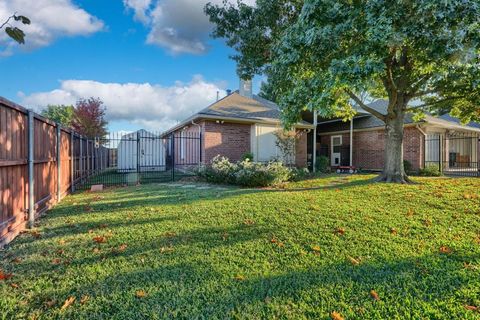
[28,251,480,319]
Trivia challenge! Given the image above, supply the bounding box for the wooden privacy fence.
[0,97,108,246]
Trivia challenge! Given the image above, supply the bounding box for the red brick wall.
[295,130,308,168]
[318,127,423,170]
[203,121,251,163]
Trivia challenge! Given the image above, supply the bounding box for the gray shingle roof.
[318,99,480,133]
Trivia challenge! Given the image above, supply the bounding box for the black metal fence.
[424,133,480,177]
[73,130,202,189]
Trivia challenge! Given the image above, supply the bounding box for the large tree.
[41,105,75,127]
[72,98,108,138]
[206,0,480,183]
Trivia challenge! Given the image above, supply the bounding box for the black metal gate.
[74,130,202,189]
[424,133,480,177]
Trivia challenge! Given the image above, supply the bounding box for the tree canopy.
[206,0,480,182]
[72,98,108,138]
[41,105,75,127]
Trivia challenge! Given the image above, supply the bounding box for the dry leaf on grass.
[93,236,107,244]
[60,296,75,311]
[439,246,452,254]
[80,295,89,305]
[51,258,61,265]
[244,219,255,225]
[135,290,147,298]
[464,305,478,312]
[334,228,346,236]
[311,245,321,253]
[390,228,398,235]
[118,244,128,252]
[45,300,56,308]
[10,283,19,289]
[370,290,380,301]
[347,256,360,266]
[0,270,13,280]
[234,275,246,281]
[331,311,344,320]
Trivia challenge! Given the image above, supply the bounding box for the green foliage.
[197,155,293,187]
[41,105,75,127]
[1,175,479,318]
[403,160,414,174]
[1,14,30,45]
[315,156,330,173]
[419,164,442,177]
[240,152,254,162]
[258,78,278,103]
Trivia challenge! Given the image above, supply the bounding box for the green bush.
[197,156,295,187]
[315,156,330,173]
[403,160,413,174]
[240,152,254,161]
[419,164,442,177]
[290,167,310,181]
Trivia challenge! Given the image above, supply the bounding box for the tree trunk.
[375,103,413,184]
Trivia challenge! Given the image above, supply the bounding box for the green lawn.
[1,175,479,319]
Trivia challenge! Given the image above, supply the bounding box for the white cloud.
[124,0,256,55]
[19,76,226,131]
[0,0,104,55]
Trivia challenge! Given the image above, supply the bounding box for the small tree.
[41,105,74,127]
[274,129,302,165]
[1,13,30,44]
[72,98,108,138]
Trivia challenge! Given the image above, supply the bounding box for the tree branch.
[345,89,386,122]
[0,14,15,30]
[415,95,465,109]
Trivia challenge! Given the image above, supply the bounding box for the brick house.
[162,80,314,168]
[314,100,480,174]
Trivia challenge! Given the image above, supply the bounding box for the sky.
[0,0,259,132]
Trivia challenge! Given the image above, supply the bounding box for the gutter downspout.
[313,110,318,172]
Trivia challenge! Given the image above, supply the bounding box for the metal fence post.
[56,124,61,202]
[79,136,83,183]
[137,131,140,184]
[71,133,75,192]
[27,111,35,228]
[199,132,203,164]
[171,134,175,182]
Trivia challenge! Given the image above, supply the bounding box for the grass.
[0,174,479,319]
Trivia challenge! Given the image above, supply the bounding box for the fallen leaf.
[99,224,108,229]
[335,228,346,236]
[439,246,452,254]
[88,229,94,234]
[311,245,321,253]
[164,232,176,237]
[370,290,380,301]
[464,305,478,311]
[92,248,101,254]
[234,275,246,281]
[135,290,147,298]
[10,283,19,289]
[160,247,174,254]
[331,311,344,320]
[80,295,89,305]
[60,296,75,311]
[31,231,41,239]
[57,249,65,255]
[222,232,229,241]
[406,208,415,217]
[93,236,107,244]
[0,270,13,280]
[51,258,61,265]
[244,219,255,225]
[11,257,22,264]
[347,256,360,266]
[84,205,93,212]
[118,244,128,252]
[390,228,398,235]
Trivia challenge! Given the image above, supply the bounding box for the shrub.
[241,152,254,162]
[419,164,442,177]
[403,160,413,174]
[290,167,310,181]
[315,156,330,173]
[198,156,294,187]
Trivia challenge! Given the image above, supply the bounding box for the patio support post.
[27,110,35,229]
[56,124,61,202]
[313,110,317,172]
[349,118,353,167]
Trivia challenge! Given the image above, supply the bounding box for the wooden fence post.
[56,124,61,202]
[71,132,75,193]
[27,111,35,228]
[79,136,83,183]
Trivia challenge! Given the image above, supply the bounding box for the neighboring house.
[162,80,314,167]
[315,100,480,174]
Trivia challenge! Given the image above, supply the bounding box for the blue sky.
[0,0,258,132]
